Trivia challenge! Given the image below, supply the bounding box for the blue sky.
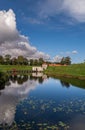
[0,0,85,63]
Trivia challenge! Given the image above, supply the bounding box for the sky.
[0,0,85,63]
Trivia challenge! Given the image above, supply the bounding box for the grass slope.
[0,65,32,72]
[45,63,85,79]
[0,64,85,79]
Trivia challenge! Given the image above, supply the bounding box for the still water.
[0,73,85,130]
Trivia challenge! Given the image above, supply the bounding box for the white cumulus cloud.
[53,55,62,62]
[37,0,85,23]
[0,9,50,60]
[63,0,85,22]
[38,0,62,18]
[72,50,78,54]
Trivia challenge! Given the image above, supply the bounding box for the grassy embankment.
[0,65,32,72]
[45,63,85,80]
[0,64,85,80]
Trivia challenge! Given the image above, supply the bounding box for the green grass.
[0,65,32,72]
[0,64,85,79]
[45,63,85,79]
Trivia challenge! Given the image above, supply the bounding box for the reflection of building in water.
[42,75,47,79]
[31,73,48,84]
[32,73,47,79]
[0,79,38,126]
[32,72,43,77]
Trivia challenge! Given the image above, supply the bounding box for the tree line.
[0,55,71,65]
[0,55,44,66]
[51,56,71,65]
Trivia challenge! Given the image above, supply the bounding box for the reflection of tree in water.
[0,82,5,90]
[0,73,48,126]
[58,77,85,89]
[38,77,44,84]
[0,73,47,91]
[30,75,44,84]
[0,72,9,90]
[30,75,38,81]
[60,80,70,88]
[10,75,28,85]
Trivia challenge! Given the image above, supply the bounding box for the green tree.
[34,59,38,65]
[60,56,71,65]
[0,55,4,64]
[65,56,71,65]
[60,57,65,65]
[17,56,24,65]
[5,54,11,64]
[11,57,17,65]
[23,58,28,65]
[39,58,44,65]
[29,59,34,66]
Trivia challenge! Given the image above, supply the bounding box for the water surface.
[0,74,85,130]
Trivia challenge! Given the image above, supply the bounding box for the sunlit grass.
[45,63,85,78]
[0,65,32,72]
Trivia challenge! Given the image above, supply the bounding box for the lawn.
[0,64,85,79]
[45,63,85,79]
[0,65,32,72]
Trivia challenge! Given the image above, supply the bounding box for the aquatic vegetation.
[0,95,85,129]
[1,95,85,129]
[53,108,57,112]
[0,76,85,130]
[58,121,66,127]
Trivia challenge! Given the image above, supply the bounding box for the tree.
[29,59,34,66]
[39,58,44,65]
[34,59,38,65]
[60,56,71,65]
[17,56,24,65]
[60,57,65,65]
[11,57,17,65]
[0,55,4,64]
[23,58,28,65]
[65,56,71,65]
[5,54,11,64]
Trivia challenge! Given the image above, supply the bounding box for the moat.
[0,73,85,130]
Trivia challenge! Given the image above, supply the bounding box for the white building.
[32,67,43,72]
[42,63,48,70]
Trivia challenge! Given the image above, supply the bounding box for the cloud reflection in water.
[0,79,38,126]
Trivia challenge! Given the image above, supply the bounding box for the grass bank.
[45,63,85,80]
[0,65,32,72]
[0,64,85,80]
